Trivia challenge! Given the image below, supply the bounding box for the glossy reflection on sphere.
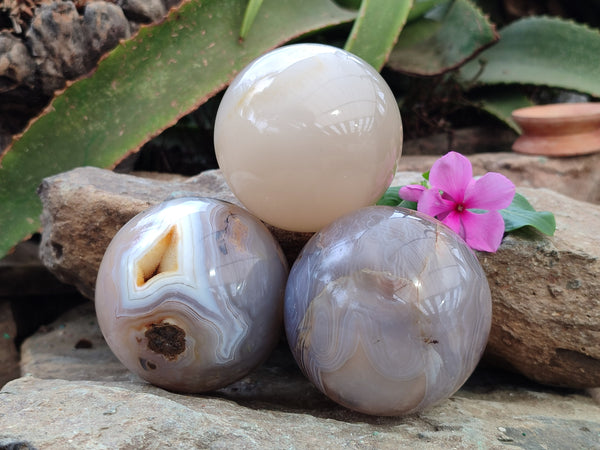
[95,198,288,393]
[284,206,492,416]
[214,43,403,232]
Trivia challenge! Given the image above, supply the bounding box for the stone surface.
[83,1,131,57]
[0,240,85,387]
[478,187,600,388]
[0,301,19,388]
[118,0,166,23]
[37,163,600,388]
[20,303,136,383]
[397,151,600,204]
[6,302,600,449]
[27,1,102,95]
[3,375,597,450]
[0,30,45,149]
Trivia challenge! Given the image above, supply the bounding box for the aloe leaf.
[501,193,556,236]
[0,0,356,259]
[406,0,449,23]
[239,0,265,39]
[458,16,600,97]
[344,0,413,70]
[334,0,362,9]
[471,88,533,133]
[387,0,498,76]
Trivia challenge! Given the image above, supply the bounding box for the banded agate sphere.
[95,198,288,393]
[214,43,402,232]
[284,206,492,416]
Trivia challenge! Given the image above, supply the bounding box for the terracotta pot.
[512,103,600,156]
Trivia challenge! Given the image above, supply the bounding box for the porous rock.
[27,1,95,95]
[9,302,600,449]
[26,1,131,96]
[83,1,131,57]
[0,32,36,92]
[117,0,166,23]
[38,164,600,388]
[0,31,44,149]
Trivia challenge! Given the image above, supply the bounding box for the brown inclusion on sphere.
[145,322,186,360]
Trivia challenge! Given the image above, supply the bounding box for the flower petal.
[417,189,455,218]
[428,151,472,203]
[440,210,463,237]
[399,185,426,202]
[460,210,505,252]
[464,172,516,211]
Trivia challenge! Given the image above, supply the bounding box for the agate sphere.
[214,43,403,232]
[95,197,288,393]
[284,206,492,416]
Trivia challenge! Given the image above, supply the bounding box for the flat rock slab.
[7,303,600,449]
[2,376,598,450]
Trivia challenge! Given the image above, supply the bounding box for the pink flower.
[399,152,515,252]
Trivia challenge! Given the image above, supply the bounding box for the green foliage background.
[0,0,598,258]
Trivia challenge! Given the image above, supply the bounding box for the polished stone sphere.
[214,43,403,232]
[95,198,288,393]
[284,206,492,416]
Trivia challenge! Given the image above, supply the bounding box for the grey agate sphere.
[95,197,288,393]
[284,206,492,416]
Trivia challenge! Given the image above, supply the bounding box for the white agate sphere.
[284,206,492,416]
[95,198,288,393]
[214,43,403,232]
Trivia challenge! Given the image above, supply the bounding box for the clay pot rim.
[512,102,600,121]
[512,102,600,156]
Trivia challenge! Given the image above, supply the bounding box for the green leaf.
[387,0,498,76]
[240,0,265,39]
[458,16,600,97]
[0,0,356,259]
[344,0,413,70]
[406,0,449,23]
[376,186,418,209]
[500,193,556,235]
[334,0,362,9]
[377,186,403,206]
[471,88,533,133]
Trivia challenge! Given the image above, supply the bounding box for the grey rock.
[0,31,47,148]
[25,1,132,97]
[83,2,131,58]
[20,303,136,383]
[0,239,86,387]
[37,165,600,388]
[10,302,600,449]
[0,31,36,92]
[478,187,600,388]
[118,0,166,23]
[26,1,93,95]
